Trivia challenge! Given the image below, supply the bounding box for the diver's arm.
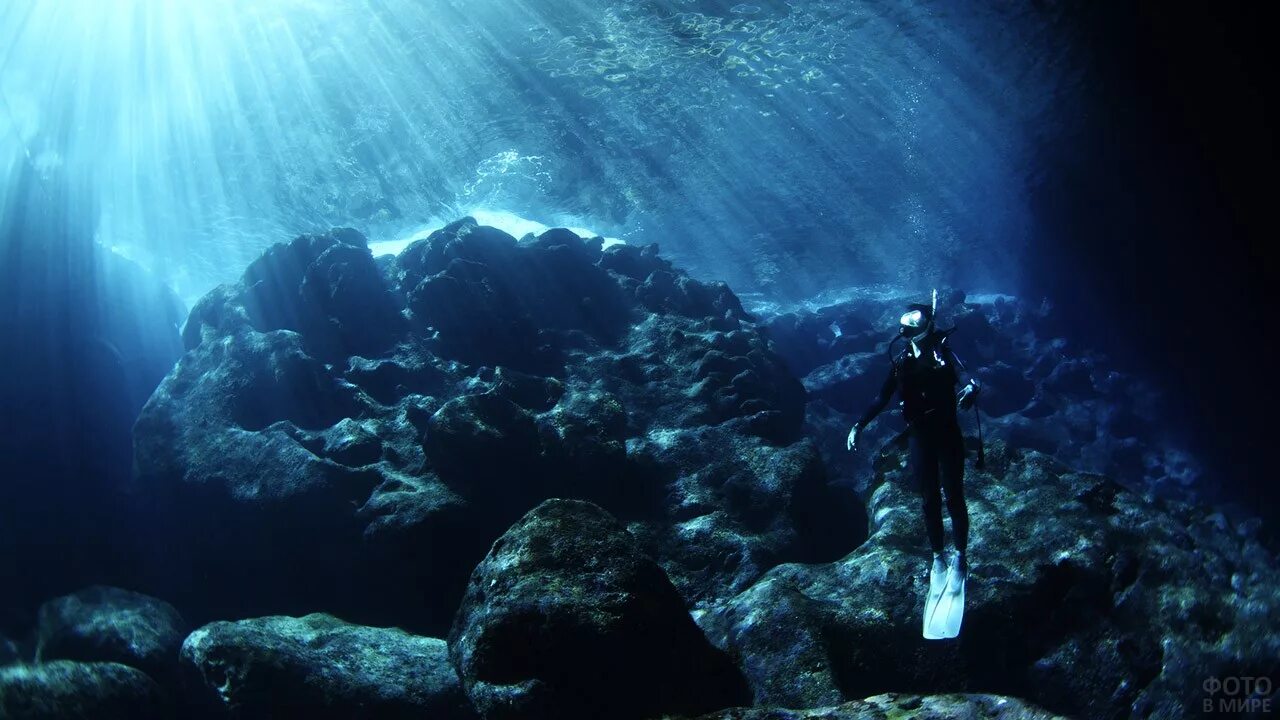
[857,371,898,429]
[946,344,981,409]
[847,370,898,451]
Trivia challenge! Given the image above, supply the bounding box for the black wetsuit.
[856,331,969,555]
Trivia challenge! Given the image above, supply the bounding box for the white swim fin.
[922,553,949,640]
[924,553,966,639]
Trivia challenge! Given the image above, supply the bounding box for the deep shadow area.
[0,168,184,637]
[1025,2,1272,529]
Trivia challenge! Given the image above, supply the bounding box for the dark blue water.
[0,1,1273,718]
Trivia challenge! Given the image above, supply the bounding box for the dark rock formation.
[114,219,1274,717]
[626,426,866,604]
[448,499,749,720]
[699,440,1280,718]
[35,586,186,689]
[0,660,167,719]
[180,613,474,719]
[695,692,1067,719]
[239,229,404,362]
[133,220,854,632]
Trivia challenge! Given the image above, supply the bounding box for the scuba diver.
[846,291,981,639]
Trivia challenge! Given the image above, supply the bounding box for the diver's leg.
[940,424,969,559]
[913,432,944,555]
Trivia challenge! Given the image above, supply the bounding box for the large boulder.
[403,222,632,376]
[180,613,475,719]
[0,660,167,719]
[238,229,404,361]
[627,426,867,604]
[695,693,1068,719]
[133,222,856,632]
[36,586,186,688]
[974,361,1035,417]
[797,350,887,416]
[448,499,750,720]
[700,441,1280,718]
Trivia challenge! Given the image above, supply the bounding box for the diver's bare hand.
[846,425,860,452]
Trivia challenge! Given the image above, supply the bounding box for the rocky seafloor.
[1,220,1276,719]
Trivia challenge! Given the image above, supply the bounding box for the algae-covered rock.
[180,613,474,719]
[449,499,750,720]
[135,222,855,633]
[36,586,186,688]
[0,660,166,719]
[701,441,1279,718]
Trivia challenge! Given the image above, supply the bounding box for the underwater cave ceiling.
[0,0,1072,303]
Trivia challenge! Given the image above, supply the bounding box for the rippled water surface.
[2,0,1080,304]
